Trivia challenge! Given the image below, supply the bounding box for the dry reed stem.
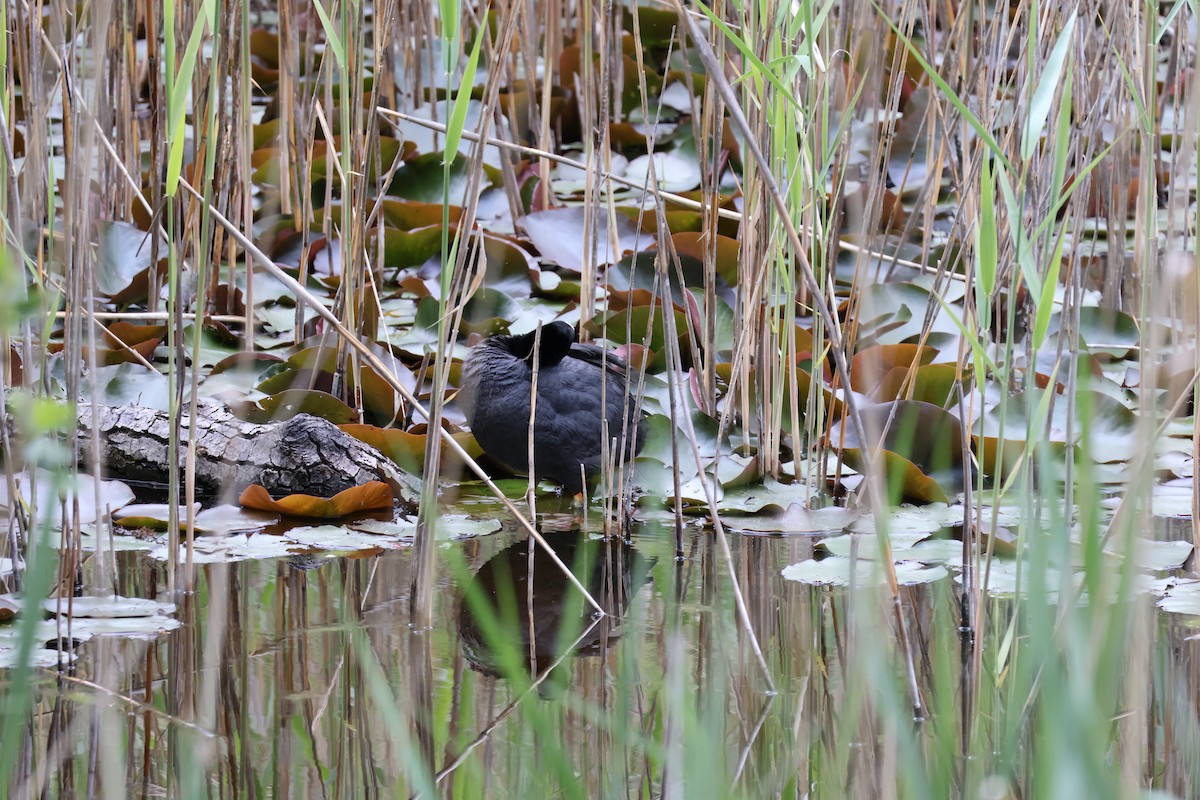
[671,0,923,714]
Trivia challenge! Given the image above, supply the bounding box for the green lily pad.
[782,557,949,587]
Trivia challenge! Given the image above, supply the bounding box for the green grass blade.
[166,8,212,195]
[976,155,997,305]
[443,13,487,167]
[311,0,346,69]
[693,0,804,111]
[995,166,1042,300]
[1021,10,1076,160]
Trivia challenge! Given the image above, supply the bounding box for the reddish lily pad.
[828,401,967,504]
[339,423,483,474]
[671,231,740,285]
[849,344,936,395]
[239,481,394,518]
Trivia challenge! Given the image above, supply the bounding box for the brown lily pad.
[239,481,394,519]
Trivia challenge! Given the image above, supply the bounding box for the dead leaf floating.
[238,481,394,519]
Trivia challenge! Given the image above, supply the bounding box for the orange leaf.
[238,481,393,518]
[850,344,935,394]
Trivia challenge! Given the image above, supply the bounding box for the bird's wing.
[567,343,630,376]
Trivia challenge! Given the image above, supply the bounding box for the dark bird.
[457,321,643,493]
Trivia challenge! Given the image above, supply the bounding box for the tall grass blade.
[1021,10,1077,160]
[444,13,487,167]
[166,7,213,195]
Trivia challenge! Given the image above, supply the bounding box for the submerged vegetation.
[0,0,1198,797]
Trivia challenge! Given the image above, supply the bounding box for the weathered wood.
[77,401,418,505]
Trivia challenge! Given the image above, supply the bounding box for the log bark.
[77,401,418,506]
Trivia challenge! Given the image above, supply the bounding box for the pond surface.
[7,498,1200,798]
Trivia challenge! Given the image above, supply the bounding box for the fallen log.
[76,401,419,506]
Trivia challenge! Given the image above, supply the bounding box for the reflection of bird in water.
[457,535,653,684]
[457,321,644,494]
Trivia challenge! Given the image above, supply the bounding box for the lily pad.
[435,515,503,540]
[284,524,413,550]
[521,207,650,272]
[1124,539,1193,571]
[82,363,171,411]
[239,481,394,519]
[781,557,949,587]
[42,595,176,618]
[726,503,856,534]
[149,534,302,564]
[623,151,702,193]
[60,615,181,638]
[817,532,933,559]
[0,471,135,526]
[848,503,966,534]
[96,221,167,298]
[113,504,201,531]
[1157,580,1200,616]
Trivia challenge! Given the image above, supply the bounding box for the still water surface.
[10,502,1200,798]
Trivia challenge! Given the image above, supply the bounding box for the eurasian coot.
[458,321,643,493]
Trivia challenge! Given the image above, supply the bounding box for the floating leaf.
[975,390,1138,475]
[149,534,302,564]
[436,515,503,540]
[1157,580,1200,616]
[0,619,80,667]
[829,401,966,503]
[586,305,694,370]
[847,503,966,534]
[42,595,176,619]
[956,559,1073,601]
[381,225,452,270]
[83,363,171,410]
[193,504,281,534]
[623,151,702,193]
[727,503,857,534]
[113,503,200,531]
[102,321,168,348]
[1139,483,1194,517]
[351,518,418,537]
[1125,539,1193,571]
[872,363,967,406]
[606,249,736,307]
[388,151,501,205]
[243,389,359,424]
[461,288,523,336]
[521,207,650,272]
[239,481,394,518]
[61,615,181,638]
[171,323,243,368]
[671,231,740,285]
[78,522,159,552]
[96,221,167,298]
[782,557,948,587]
[339,423,483,474]
[376,198,464,230]
[849,344,936,395]
[1047,306,1140,360]
[285,524,413,550]
[817,532,932,558]
[0,470,135,526]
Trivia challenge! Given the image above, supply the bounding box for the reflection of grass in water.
[7,509,1192,797]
